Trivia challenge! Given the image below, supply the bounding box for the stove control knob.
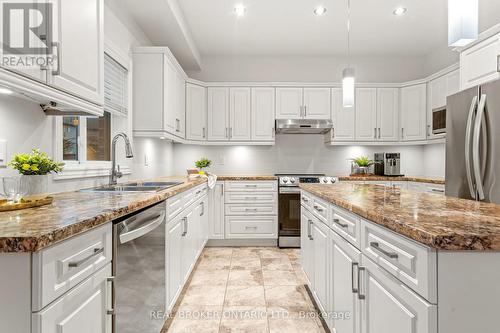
[290,177,296,184]
[282,177,289,184]
[322,177,328,183]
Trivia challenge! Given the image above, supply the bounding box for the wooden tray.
[0,196,53,212]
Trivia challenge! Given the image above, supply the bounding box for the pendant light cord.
[347,0,351,68]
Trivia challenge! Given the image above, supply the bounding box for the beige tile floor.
[163,247,327,333]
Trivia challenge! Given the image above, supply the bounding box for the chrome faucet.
[109,133,134,185]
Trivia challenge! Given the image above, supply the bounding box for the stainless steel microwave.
[432,106,446,134]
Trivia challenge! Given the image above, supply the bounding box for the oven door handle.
[279,187,301,194]
[119,211,166,244]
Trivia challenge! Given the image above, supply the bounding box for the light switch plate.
[0,139,6,167]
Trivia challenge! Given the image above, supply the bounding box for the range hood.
[275,119,333,134]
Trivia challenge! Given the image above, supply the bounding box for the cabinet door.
[50,0,104,105]
[175,71,186,138]
[312,219,329,312]
[208,87,230,141]
[251,87,275,141]
[167,217,183,309]
[303,88,331,119]
[209,182,225,239]
[300,207,314,285]
[331,88,355,141]
[186,83,207,141]
[33,263,111,333]
[355,88,377,141]
[401,84,427,141]
[164,59,177,134]
[229,87,251,141]
[361,255,437,333]
[276,88,303,119]
[328,230,362,333]
[460,33,500,90]
[377,88,399,141]
[181,210,195,283]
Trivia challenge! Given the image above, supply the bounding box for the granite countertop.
[300,183,500,251]
[0,176,207,253]
[338,175,445,185]
[217,175,278,181]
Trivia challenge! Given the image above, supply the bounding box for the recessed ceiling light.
[393,7,407,16]
[234,4,246,17]
[314,6,327,16]
[0,86,13,95]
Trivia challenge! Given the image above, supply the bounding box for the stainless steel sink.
[80,181,183,193]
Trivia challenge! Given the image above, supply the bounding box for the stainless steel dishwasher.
[112,201,167,333]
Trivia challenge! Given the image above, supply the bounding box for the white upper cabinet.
[427,70,459,139]
[175,70,186,138]
[303,88,331,119]
[460,32,500,90]
[377,88,399,142]
[330,88,355,142]
[355,88,377,141]
[400,84,427,141]
[50,0,104,105]
[186,83,207,141]
[229,88,252,141]
[251,87,275,141]
[207,87,230,141]
[276,87,303,119]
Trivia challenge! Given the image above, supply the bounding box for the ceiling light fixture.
[234,4,246,17]
[448,0,478,47]
[342,0,355,108]
[314,6,327,16]
[393,7,407,16]
[0,86,13,95]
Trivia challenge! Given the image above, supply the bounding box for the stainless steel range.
[276,174,337,248]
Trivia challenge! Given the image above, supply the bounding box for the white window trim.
[53,39,133,181]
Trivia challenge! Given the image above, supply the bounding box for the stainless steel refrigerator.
[446,79,500,203]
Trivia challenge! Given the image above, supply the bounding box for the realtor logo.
[2,2,52,54]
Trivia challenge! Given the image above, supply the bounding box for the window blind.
[104,53,128,116]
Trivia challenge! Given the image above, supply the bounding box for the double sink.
[81,181,183,193]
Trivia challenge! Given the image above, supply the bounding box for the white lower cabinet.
[208,182,225,239]
[300,207,314,285]
[312,218,329,312]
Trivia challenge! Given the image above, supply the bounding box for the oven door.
[432,107,446,134]
[278,187,301,247]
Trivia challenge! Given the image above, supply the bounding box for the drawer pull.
[182,217,188,236]
[431,188,445,193]
[351,262,359,293]
[245,226,258,229]
[245,208,259,212]
[196,190,202,195]
[370,242,399,259]
[245,184,258,188]
[308,220,314,240]
[302,197,309,202]
[199,202,205,216]
[68,247,104,268]
[313,205,323,212]
[106,276,115,315]
[333,218,348,228]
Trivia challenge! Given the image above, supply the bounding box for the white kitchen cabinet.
[208,182,225,239]
[166,213,183,309]
[427,70,459,139]
[328,229,362,333]
[329,88,355,142]
[175,70,186,138]
[460,32,500,90]
[377,88,399,141]
[303,88,331,119]
[361,255,437,333]
[207,87,230,141]
[276,87,303,119]
[400,84,427,141]
[251,87,275,141]
[301,207,314,285]
[355,88,378,141]
[312,218,329,312]
[186,83,207,141]
[229,88,252,141]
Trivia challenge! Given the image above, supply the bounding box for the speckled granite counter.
[0,177,207,253]
[300,183,500,251]
[338,175,445,185]
[217,175,278,181]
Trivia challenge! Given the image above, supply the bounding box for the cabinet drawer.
[32,224,112,311]
[225,204,277,216]
[361,219,437,303]
[331,205,361,249]
[32,263,112,333]
[225,191,277,204]
[225,216,277,239]
[311,195,329,223]
[183,188,196,209]
[300,191,312,210]
[167,192,185,220]
[193,184,208,201]
[224,181,277,192]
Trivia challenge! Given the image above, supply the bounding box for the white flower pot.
[21,175,49,200]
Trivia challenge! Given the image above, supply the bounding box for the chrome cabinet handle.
[370,242,398,259]
[427,125,430,137]
[199,202,205,216]
[351,262,359,293]
[181,217,188,236]
[472,94,487,201]
[358,266,366,300]
[51,42,62,76]
[465,95,478,199]
[307,219,312,240]
[333,218,348,228]
[202,127,206,138]
[401,127,404,139]
[374,127,377,139]
[245,184,258,188]
[175,119,181,132]
[68,247,104,268]
[106,276,115,315]
[272,127,275,138]
[245,208,258,212]
[299,106,303,117]
[308,220,314,240]
[245,226,258,229]
[431,188,445,193]
[225,127,229,138]
[378,128,381,139]
[302,197,309,202]
[497,55,500,72]
[313,205,323,212]
[304,106,307,117]
[245,196,258,200]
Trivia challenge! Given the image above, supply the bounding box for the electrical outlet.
[0,139,6,167]
[144,154,149,167]
[217,155,225,165]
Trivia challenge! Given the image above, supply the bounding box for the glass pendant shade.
[448,0,478,47]
[342,67,355,108]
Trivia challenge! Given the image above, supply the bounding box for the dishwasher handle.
[119,211,166,244]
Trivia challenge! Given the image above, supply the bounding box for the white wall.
[173,135,426,177]
[422,142,446,178]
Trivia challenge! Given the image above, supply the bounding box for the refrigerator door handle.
[473,94,487,201]
[465,95,478,200]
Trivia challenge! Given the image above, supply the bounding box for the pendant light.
[342,0,355,108]
[448,0,478,47]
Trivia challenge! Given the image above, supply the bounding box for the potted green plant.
[9,149,64,199]
[194,157,212,175]
[350,156,375,175]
